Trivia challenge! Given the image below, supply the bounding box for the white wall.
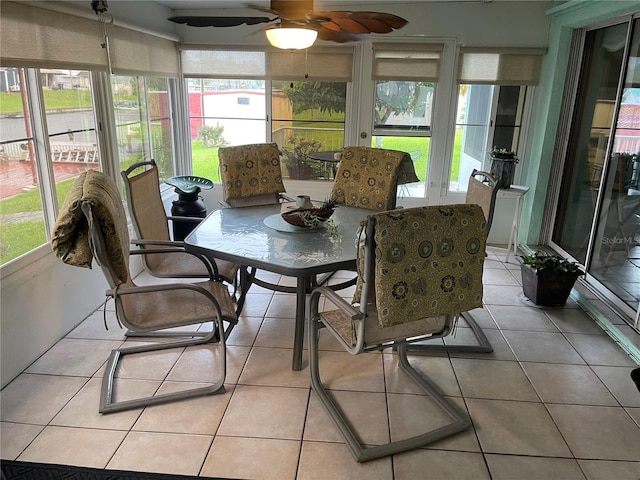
[0,249,108,387]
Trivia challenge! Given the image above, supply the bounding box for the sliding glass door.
[552,18,640,321]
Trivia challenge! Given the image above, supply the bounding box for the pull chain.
[92,1,114,74]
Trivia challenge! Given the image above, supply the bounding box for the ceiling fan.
[168,0,408,47]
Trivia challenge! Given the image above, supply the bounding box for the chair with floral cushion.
[218,142,294,293]
[308,204,487,462]
[330,146,418,211]
[51,170,237,413]
[406,169,498,354]
[218,143,292,207]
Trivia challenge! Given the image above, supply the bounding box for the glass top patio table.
[184,202,374,371]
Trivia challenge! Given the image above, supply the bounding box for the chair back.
[52,169,132,291]
[218,143,287,207]
[331,146,412,211]
[356,204,487,347]
[465,169,498,230]
[121,160,171,242]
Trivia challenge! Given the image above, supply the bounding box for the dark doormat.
[0,461,232,480]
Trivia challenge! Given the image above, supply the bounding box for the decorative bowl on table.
[281,199,336,228]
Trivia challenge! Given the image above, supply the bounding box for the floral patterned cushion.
[331,147,410,211]
[366,205,486,328]
[51,169,129,284]
[219,143,286,202]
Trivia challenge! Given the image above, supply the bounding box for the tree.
[282,82,346,115]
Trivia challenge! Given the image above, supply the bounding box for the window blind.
[458,47,545,85]
[372,43,443,81]
[0,1,178,76]
[180,46,354,81]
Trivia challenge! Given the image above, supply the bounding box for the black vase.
[490,155,518,189]
[171,189,206,241]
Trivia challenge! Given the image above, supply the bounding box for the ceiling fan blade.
[311,11,408,34]
[316,27,364,43]
[350,12,408,30]
[168,16,274,27]
[322,17,371,34]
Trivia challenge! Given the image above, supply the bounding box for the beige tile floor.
[2,247,640,480]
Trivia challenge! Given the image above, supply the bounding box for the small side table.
[498,185,530,263]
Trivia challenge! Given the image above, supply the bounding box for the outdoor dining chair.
[330,146,417,211]
[51,169,237,413]
[218,142,295,294]
[218,142,292,207]
[407,169,498,354]
[308,204,487,462]
[121,160,247,316]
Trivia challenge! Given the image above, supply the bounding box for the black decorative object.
[489,148,519,189]
[166,176,213,241]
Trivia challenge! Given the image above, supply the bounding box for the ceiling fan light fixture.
[266,27,318,50]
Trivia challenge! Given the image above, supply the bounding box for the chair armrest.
[129,248,217,279]
[167,215,202,223]
[310,286,361,320]
[279,193,294,202]
[131,238,183,247]
[218,200,232,208]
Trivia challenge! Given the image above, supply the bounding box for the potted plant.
[281,134,324,180]
[488,147,519,188]
[520,251,585,306]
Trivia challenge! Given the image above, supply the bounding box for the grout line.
[571,289,640,365]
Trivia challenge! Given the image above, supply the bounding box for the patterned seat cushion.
[219,143,286,202]
[331,147,410,211]
[373,205,486,327]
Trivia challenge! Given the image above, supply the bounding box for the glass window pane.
[147,77,175,182]
[373,81,433,133]
[112,75,176,183]
[0,68,46,265]
[272,81,346,181]
[589,20,640,313]
[553,23,627,264]
[188,79,267,181]
[43,69,100,209]
[113,75,149,172]
[451,85,493,192]
[451,84,526,192]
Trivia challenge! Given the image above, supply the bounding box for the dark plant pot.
[521,264,580,306]
[490,155,518,189]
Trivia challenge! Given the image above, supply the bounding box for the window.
[181,46,353,182]
[188,79,268,181]
[112,75,176,183]
[452,84,529,191]
[370,43,443,197]
[0,68,100,265]
[274,81,346,181]
[0,2,180,268]
[451,48,543,192]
